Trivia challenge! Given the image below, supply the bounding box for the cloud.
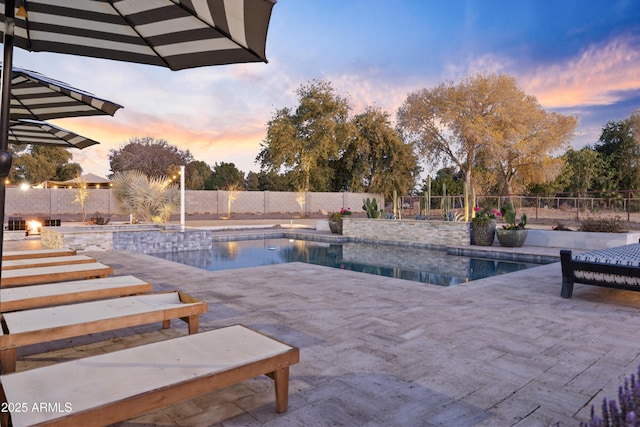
[521,35,640,108]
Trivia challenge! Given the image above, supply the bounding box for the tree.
[594,111,640,190]
[554,147,606,193]
[257,80,355,191]
[482,104,576,196]
[245,171,260,191]
[56,163,83,181]
[224,183,242,218]
[255,170,289,191]
[335,106,420,197]
[109,137,193,179]
[210,162,245,190]
[10,145,81,184]
[184,160,213,190]
[73,175,90,222]
[398,73,577,218]
[422,167,465,196]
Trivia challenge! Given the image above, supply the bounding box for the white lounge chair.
[2,255,96,270]
[0,291,207,373]
[0,325,299,427]
[0,262,113,287]
[2,248,76,261]
[0,275,153,312]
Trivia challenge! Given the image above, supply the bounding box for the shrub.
[112,170,179,224]
[581,364,640,427]
[552,222,572,231]
[579,216,628,233]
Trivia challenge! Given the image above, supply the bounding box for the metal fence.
[396,191,640,224]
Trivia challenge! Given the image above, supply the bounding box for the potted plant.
[470,206,500,246]
[328,208,352,234]
[496,202,528,247]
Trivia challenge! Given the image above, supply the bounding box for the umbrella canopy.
[0,0,276,308]
[1,0,277,70]
[4,65,122,120]
[8,119,99,148]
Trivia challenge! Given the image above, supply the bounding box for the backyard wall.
[5,188,383,218]
[342,218,470,248]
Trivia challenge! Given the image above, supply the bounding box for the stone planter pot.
[470,221,496,246]
[328,220,342,234]
[496,228,528,247]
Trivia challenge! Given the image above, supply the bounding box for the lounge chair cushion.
[0,275,152,312]
[2,291,201,334]
[1,325,299,426]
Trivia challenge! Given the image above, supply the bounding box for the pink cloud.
[522,35,640,108]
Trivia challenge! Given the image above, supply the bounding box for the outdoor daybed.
[560,243,640,298]
[0,275,153,312]
[0,325,300,427]
[0,290,207,373]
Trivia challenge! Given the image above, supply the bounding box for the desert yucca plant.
[112,170,179,224]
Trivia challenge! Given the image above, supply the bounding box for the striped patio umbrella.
[0,0,277,161]
[0,1,277,292]
[1,0,277,70]
[5,66,123,120]
[9,119,99,148]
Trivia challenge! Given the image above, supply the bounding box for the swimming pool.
[151,238,539,286]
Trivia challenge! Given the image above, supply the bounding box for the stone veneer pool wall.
[342,218,470,248]
[42,225,212,253]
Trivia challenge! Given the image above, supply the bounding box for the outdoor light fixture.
[19,183,29,191]
[26,220,42,236]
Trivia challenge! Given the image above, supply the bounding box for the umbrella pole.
[0,0,17,307]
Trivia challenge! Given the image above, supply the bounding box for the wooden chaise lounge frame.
[0,290,207,373]
[2,255,96,270]
[0,275,153,312]
[560,243,640,298]
[1,248,76,261]
[0,262,113,287]
[0,325,300,427]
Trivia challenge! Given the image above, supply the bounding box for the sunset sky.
[10,0,640,180]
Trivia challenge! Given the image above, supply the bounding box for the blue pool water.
[151,238,539,286]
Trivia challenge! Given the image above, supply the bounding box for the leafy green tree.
[335,106,420,197]
[210,162,245,190]
[184,160,213,190]
[255,170,289,191]
[10,145,81,184]
[554,147,606,193]
[109,137,193,179]
[257,80,355,191]
[56,163,82,181]
[594,111,640,190]
[245,171,260,191]
[421,167,465,196]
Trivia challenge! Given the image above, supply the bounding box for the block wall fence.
[4,188,384,218]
